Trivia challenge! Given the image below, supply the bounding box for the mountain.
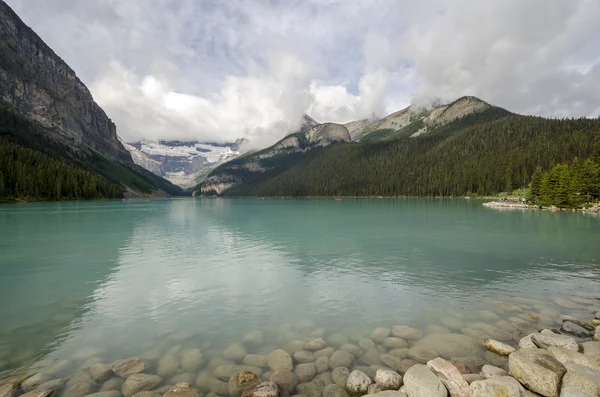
[196,96,600,197]
[0,1,181,201]
[199,122,350,195]
[122,139,244,188]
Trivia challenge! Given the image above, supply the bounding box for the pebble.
[305,339,328,351]
[339,345,364,359]
[331,367,350,388]
[228,371,259,397]
[164,383,200,397]
[314,348,335,359]
[483,339,515,356]
[294,351,315,364]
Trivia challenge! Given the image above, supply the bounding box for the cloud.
[5,0,600,145]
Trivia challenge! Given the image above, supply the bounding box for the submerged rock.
[244,355,269,368]
[345,370,371,396]
[34,379,65,392]
[268,350,294,372]
[531,333,579,351]
[329,351,353,369]
[294,351,315,364]
[480,365,507,379]
[483,340,515,356]
[164,383,200,397]
[414,334,482,358]
[382,338,408,350]
[243,331,264,348]
[305,339,328,352]
[62,382,94,397]
[0,383,16,397]
[370,329,390,344]
[323,384,348,397]
[508,348,566,397]
[112,357,148,378]
[331,367,350,388]
[547,347,600,370]
[214,365,263,381]
[426,358,469,397]
[122,374,162,397]
[391,326,422,341]
[403,365,447,397]
[91,364,115,382]
[19,391,54,397]
[228,371,260,397]
[562,322,594,338]
[181,349,204,373]
[373,369,402,390]
[100,378,125,392]
[242,381,281,397]
[22,374,51,391]
[224,345,248,362]
[469,376,525,397]
[295,364,317,383]
[270,370,298,391]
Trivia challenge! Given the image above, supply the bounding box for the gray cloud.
[5,0,600,146]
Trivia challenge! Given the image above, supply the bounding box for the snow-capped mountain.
[121,139,245,188]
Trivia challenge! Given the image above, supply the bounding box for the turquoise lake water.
[0,198,599,380]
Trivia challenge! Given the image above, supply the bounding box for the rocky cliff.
[0,0,132,163]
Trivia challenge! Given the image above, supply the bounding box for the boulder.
[407,347,438,363]
[270,370,298,391]
[62,383,94,397]
[22,374,51,391]
[559,387,596,397]
[242,381,281,397]
[345,370,371,396]
[316,357,330,374]
[426,358,468,397]
[228,371,260,397]
[34,379,65,392]
[112,358,148,378]
[391,327,422,341]
[314,348,335,359]
[268,351,294,372]
[66,373,94,388]
[294,351,315,364]
[413,334,482,358]
[327,334,350,349]
[508,348,566,397]
[295,364,317,383]
[331,367,350,388]
[17,392,54,397]
[403,365,447,397]
[379,355,402,372]
[297,380,325,397]
[562,323,593,338]
[547,347,599,370]
[340,345,363,359]
[561,363,600,396]
[531,333,579,351]
[469,376,525,397]
[100,378,125,392]
[480,365,507,379]
[208,377,229,396]
[388,349,409,360]
[361,348,382,366]
[91,364,115,382]
[85,392,122,397]
[181,349,204,372]
[483,340,515,356]
[462,374,483,384]
[0,384,16,397]
[329,351,354,369]
[224,345,248,362]
[323,384,348,397]
[214,365,263,381]
[241,355,267,369]
[122,375,162,397]
[305,339,328,352]
[371,329,391,344]
[382,338,408,350]
[243,331,264,348]
[373,369,402,390]
[164,383,200,397]
[518,334,538,349]
[358,340,376,352]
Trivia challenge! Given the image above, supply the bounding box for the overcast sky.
[6,0,600,146]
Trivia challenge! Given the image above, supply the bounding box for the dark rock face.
[0,0,132,163]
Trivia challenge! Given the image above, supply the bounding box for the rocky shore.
[1,295,600,397]
[483,201,600,214]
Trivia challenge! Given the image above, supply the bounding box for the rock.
[327,334,350,349]
[448,361,469,375]
[440,318,463,331]
[508,348,566,397]
[154,385,173,394]
[379,355,402,372]
[157,355,181,378]
[297,380,325,397]
[403,365,447,397]
[340,345,364,359]
[407,347,438,364]
[562,323,593,338]
[86,392,122,397]
[224,346,248,362]
[315,357,330,374]
[493,301,522,312]
[181,349,204,372]
[414,334,482,358]
[361,348,382,366]
[244,355,269,368]
[62,383,94,397]
[315,371,332,387]
[469,324,512,342]
[332,368,350,388]
[371,329,391,344]
[18,392,54,397]
[469,376,525,397]
[73,348,106,361]
[314,348,335,359]
[46,360,71,377]
[427,358,469,397]
[112,358,148,378]
[595,327,600,342]
[400,360,420,374]
[101,378,125,392]
[382,338,408,350]
[391,327,422,341]
[228,372,260,397]
[242,381,280,397]
[169,374,196,385]
[164,383,200,397]
[426,325,451,335]
[268,351,294,372]
[374,369,402,390]
[367,384,383,394]
[0,383,16,397]
[370,392,405,397]
[559,387,596,397]
[581,342,600,357]
[330,351,354,369]
[22,374,52,391]
[194,373,211,392]
[345,370,371,396]
[388,349,409,360]
[450,357,488,374]
[243,331,264,348]
[305,339,328,352]
[531,333,579,351]
[462,374,483,384]
[482,352,508,370]
[35,379,65,392]
[66,373,94,388]
[359,340,376,352]
[295,364,317,383]
[91,364,115,382]
[519,334,538,349]
[483,340,515,356]
[561,363,600,396]
[122,375,162,397]
[323,384,348,397]
[214,365,263,381]
[269,370,298,391]
[285,341,309,355]
[294,351,315,364]
[563,320,596,332]
[555,299,583,309]
[547,347,599,370]
[208,377,229,396]
[481,365,507,379]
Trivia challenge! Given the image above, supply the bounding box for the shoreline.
[483,200,600,214]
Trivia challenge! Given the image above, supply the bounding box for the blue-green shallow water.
[0,198,599,377]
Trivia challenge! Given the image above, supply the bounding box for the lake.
[0,198,599,386]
